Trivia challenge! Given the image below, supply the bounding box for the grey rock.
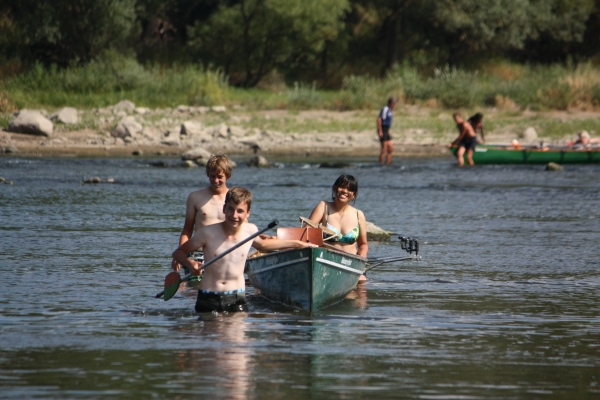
[248,155,271,168]
[545,162,564,171]
[319,162,352,168]
[180,160,197,168]
[211,105,227,113]
[84,177,102,184]
[135,107,150,115]
[520,127,538,143]
[50,107,78,124]
[366,222,392,241]
[113,100,135,113]
[4,144,19,154]
[181,121,204,136]
[8,110,53,137]
[182,147,212,161]
[111,116,143,139]
[212,123,229,138]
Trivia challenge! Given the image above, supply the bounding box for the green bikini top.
[324,203,360,244]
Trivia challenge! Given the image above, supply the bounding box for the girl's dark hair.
[468,113,483,125]
[332,174,358,202]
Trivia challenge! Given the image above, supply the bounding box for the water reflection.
[173,313,252,400]
[343,285,368,309]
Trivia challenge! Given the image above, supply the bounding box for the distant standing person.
[377,97,397,164]
[172,154,233,279]
[468,113,485,143]
[448,113,477,166]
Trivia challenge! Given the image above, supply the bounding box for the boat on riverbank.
[449,144,600,164]
[245,246,366,311]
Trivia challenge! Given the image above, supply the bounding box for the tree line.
[1,0,599,88]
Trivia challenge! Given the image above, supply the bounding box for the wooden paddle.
[156,219,279,300]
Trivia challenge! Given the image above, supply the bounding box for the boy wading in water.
[448,113,478,166]
[172,187,316,313]
[172,154,233,280]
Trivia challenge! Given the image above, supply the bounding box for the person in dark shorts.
[468,113,485,144]
[195,289,248,313]
[448,113,478,166]
[171,187,317,313]
[377,97,397,164]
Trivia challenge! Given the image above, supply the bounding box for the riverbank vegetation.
[2,57,600,113]
[1,0,600,113]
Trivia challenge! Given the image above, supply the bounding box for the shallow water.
[1,155,599,399]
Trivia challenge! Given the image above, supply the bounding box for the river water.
[1,155,599,399]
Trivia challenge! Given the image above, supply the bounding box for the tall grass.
[2,54,230,109]
[1,55,600,111]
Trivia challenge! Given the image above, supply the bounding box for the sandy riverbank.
[1,106,597,159]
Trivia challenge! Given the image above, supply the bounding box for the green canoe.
[449,144,600,164]
[245,247,366,311]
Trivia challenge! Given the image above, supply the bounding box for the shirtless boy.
[448,113,477,166]
[172,186,316,313]
[172,154,233,276]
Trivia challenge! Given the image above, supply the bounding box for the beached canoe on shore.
[449,144,600,164]
[245,247,366,311]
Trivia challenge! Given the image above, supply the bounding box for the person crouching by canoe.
[468,113,485,144]
[448,113,478,166]
[172,186,316,313]
[307,174,369,282]
[172,154,233,281]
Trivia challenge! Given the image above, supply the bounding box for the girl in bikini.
[308,174,369,281]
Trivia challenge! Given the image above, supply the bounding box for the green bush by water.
[2,56,600,112]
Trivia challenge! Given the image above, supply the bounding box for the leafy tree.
[1,0,137,67]
[188,0,349,87]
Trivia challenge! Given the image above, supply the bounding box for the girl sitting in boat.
[308,174,369,282]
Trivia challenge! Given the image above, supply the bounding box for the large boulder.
[8,110,53,136]
[110,116,143,139]
[366,222,392,241]
[50,107,78,124]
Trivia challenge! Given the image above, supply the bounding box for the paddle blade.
[163,272,182,301]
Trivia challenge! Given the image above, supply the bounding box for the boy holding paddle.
[172,154,233,278]
[172,186,316,313]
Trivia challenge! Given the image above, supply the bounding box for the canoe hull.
[245,247,366,311]
[450,145,600,164]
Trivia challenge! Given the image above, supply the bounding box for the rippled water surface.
[1,155,599,399]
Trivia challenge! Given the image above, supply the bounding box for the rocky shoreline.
[0,100,451,161]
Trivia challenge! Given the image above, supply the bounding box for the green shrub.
[425,66,482,108]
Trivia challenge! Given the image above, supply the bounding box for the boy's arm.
[252,236,316,252]
[377,116,383,137]
[172,231,207,274]
[179,194,197,245]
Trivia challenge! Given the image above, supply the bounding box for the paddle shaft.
[156,219,279,298]
[365,255,418,273]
